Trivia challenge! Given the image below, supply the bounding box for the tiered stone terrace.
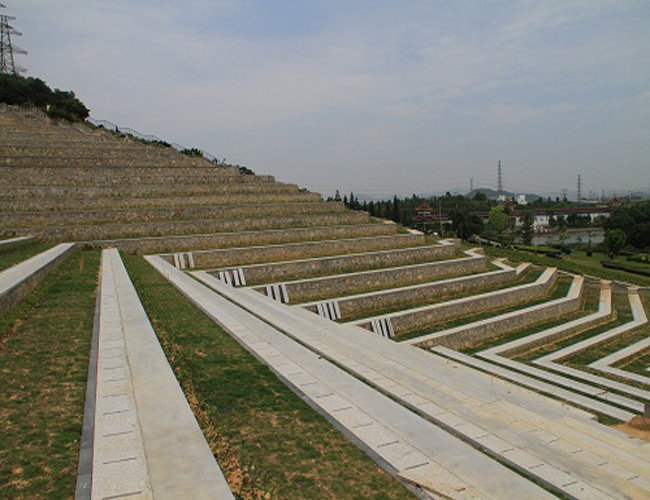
[2,104,649,499]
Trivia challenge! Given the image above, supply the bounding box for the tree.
[521,210,535,245]
[605,200,650,250]
[451,209,483,241]
[605,228,627,259]
[488,206,509,233]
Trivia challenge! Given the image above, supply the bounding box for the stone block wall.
[185,233,424,268]
[304,265,516,319]
[366,269,557,335]
[0,201,345,228]
[8,211,371,241]
[415,278,583,350]
[89,222,396,254]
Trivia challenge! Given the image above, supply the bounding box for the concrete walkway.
[147,254,555,499]
[91,249,233,499]
[0,242,74,316]
[183,263,650,499]
[0,235,32,247]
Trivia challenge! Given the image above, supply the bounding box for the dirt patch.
[613,416,650,442]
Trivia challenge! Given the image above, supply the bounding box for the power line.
[0,3,27,75]
[497,160,503,196]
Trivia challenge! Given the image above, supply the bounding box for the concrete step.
[162,233,425,269]
[6,211,371,241]
[85,223,396,254]
[252,246,485,303]
[0,191,322,212]
[211,239,460,287]
[0,201,346,228]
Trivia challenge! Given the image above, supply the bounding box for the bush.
[0,73,89,121]
[601,260,650,277]
[586,250,593,257]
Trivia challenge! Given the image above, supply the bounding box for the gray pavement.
[91,249,234,499]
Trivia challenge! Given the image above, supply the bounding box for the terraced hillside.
[1,103,648,500]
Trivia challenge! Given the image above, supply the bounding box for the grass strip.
[0,238,56,272]
[0,250,98,499]
[122,254,415,500]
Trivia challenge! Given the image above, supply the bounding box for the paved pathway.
[147,254,555,499]
[91,249,233,499]
[182,262,650,499]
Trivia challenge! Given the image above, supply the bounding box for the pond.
[526,229,605,246]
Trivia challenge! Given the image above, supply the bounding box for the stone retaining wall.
[414,277,583,350]
[0,166,247,185]
[2,181,293,199]
[172,233,424,268]
[361,268,557,335]
[84,223,395,254]
[264,248,484,303]
[238,241,461,288]
[0,201,345,228]
[1,156,210,167]
[7,211,370,241]
[304,263,515,318]
[0,192,322,212]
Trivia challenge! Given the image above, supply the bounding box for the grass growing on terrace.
[122,254,415,500]
[0,250,98,499]
[0,238,55,272]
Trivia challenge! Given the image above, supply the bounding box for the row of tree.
[0,74,89,121]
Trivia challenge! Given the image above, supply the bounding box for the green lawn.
[484,247,650,286]
[122,254,415,500]
[0,250,98,499]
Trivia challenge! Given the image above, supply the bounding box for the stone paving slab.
[147,255,552,499]
[189,267,649,499]
[92,250,233,499]
[434,346,634,422]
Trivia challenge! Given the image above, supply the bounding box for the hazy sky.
[8,1,650,198]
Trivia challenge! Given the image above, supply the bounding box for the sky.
[6,1,650,199]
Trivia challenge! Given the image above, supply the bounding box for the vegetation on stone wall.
[0,74,89,121]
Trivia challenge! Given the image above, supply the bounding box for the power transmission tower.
[576,174,582,202]
[469,176,474,193]
[561,188,568,202]
[0,4,27,75]
[497,160,503,196]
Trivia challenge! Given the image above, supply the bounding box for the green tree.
[605,228,627,259]
[521,210,535,245]
[488,206,509,233]
[605,200,650,250]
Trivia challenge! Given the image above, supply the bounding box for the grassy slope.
[122,254,415,500]
[0,250,98,499]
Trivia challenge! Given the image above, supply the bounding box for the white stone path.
[92,250,233,499]
[537,287,649,388]
[469,283,648,412]
[173,261,650,499]
[147,254,553,499]
[0,235,32,247]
